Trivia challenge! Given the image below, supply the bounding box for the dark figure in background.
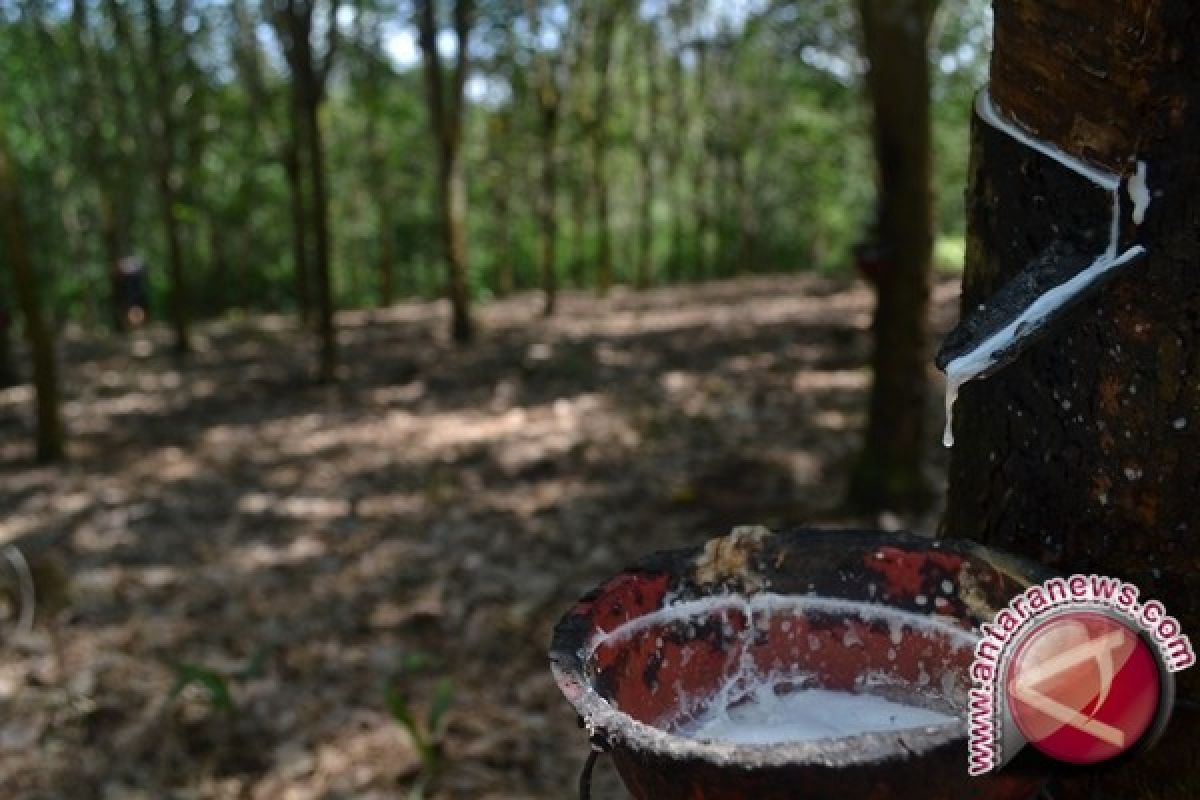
[111,254,149,331]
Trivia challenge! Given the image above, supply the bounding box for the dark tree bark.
[0,142,65,463]
[589,4,619,294]
[145,0,191,354]
[634,20,660,290]
[942,2,1200,795]
[524,0,565,316]
[274,0,339,381]
[417,0,474,344]
[664,40,686,283]
[846,0,938,511]
[0,297,19,389]
[690,43,711,279]
[283,123,312,321]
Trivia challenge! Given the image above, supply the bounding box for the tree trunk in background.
[526,0,567,316]
[145,0,191,355]
[942,3,1199,795]
[377,199,395,307]
[590,5,618,294]
[300,74,336,382]
[417,0,474,344]
[664,44,685,283]
[275,0,338,379]
[491,182,513,296]
[568,164,588,288]
[0,142,64,463]
[0,297,19,388]
[847,0,936,512]
[634,21,659,290]
[733,151,753,275]
[691,44,710,280]
[283,129,312,322]
[536,118,559,314]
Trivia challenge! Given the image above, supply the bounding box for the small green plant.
[168,661,235,713]
[386,676,453,800]
[164,648,267,714]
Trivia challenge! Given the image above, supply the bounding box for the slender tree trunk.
[942,3,1200,795]
[300,74,336,382]
[417,0,474,343]
[665,47,685,283]
[0,298,19,389]
[283,130,312,321]
[569,164,588,288]
[0,144,64,463]
[378,199,395,307]
[442,151,472,342]
[145,0,191,355]
[635,23,659,290]
[733,151,754,275]
[526,0,565,316]
[691,46,711,280]
[847,0,936,511]
[274,0,338,378]
[536,115,559,315]
[591,7,618,294]
[491,182,513,296]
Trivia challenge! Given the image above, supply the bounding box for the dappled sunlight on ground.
[0,275,959,798]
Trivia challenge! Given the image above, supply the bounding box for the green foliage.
[0,0,990,326]
[386,652,454,799]
[168,660,236,713]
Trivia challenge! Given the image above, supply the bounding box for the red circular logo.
[1005,611,1160,764]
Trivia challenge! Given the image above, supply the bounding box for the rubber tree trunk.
[377,199,395,308]
[590,6,617,294]
[536,115,559,315]
[284,115,312,323]
[634,22,659,290]
[0,144,65,462]
[417,0,474,344]
[846,0,937,512]
[440,149,473,343]
[145,0,190,355]
[690,44,710,280]
[299,73,337,382]
[0,297,19,388]
[941,2,1199,795]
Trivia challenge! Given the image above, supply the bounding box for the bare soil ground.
[0,275,960,799]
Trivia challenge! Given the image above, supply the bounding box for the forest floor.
[0,274,961,800]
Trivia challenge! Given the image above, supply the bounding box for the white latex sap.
[679,681,956,745]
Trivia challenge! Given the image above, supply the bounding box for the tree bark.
[284,88,312,322]
[691,44,711,280]
[847,0,937,511]
[634,21,659,290]
[417,0,474,343]
[664,42,686,283]
[301,76,336,382]
[0,142,65,463]
[0,297,19,389]
[942,2,1200,795]
[525,0,567,316]
[144,0,191,354]
[275,0,338,379]
[590,5,618,294]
